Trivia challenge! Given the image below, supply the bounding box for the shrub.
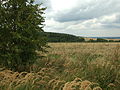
[0,0,47,72]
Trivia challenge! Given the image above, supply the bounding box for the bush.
[0,0,47,72]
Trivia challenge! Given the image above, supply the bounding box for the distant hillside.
[40,32,85,42]
[39,32,120,42]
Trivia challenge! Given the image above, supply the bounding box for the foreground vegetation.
[0,0,47,72]
[0,43,120,90]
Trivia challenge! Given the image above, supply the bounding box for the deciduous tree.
[0,0,47,71]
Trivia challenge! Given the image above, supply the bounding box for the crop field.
[0,43,120,90]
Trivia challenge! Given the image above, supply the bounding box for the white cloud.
[36,0,120,37]
[66,13,120,30]
[100,13,120,24]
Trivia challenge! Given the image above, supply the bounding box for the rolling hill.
[40,32,85,42]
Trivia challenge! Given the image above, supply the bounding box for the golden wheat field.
[0,43,120,90]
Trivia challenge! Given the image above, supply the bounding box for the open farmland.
[0,43,120,90]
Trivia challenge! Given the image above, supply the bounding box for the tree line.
[41,32,120,43]
[88,38,120,42]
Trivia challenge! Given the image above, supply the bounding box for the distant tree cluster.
[88,38,120,42]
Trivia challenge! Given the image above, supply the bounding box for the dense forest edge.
[40,32,85,42]
[41,32,120,42]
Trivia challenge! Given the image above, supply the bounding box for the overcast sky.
[36,0,120,37]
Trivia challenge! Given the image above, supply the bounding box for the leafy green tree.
[0,0,47,71]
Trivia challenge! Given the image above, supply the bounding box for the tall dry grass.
[0,43,120,90]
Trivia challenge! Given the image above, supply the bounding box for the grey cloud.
[102,24,120,29]
[53,0,120,22]
[115,14,120,23]
[99,13,120,29]
[39,0,120,37]
[68,13,120,30]
[100,13,120,24]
